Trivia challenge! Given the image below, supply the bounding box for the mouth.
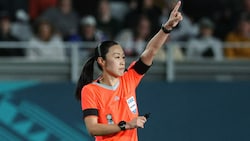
[119,68,125,71]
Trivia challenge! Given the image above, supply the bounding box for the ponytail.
[75,56,96,100]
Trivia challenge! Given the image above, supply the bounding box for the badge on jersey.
[106,114,114,124]
[126,96,137,114]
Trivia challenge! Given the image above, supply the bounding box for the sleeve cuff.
[132,58,151,75]
[83,108,98,118]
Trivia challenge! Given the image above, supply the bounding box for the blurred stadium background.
[0,0,250,141]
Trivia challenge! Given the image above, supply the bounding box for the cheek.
[105,60,121,75]
[106,60,118,69]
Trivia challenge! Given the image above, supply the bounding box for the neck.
[99,73,119,86]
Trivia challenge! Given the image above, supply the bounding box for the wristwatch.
[118,121,126,131]
[161,24,172,34]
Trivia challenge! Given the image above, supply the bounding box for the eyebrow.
[112,52,125,56]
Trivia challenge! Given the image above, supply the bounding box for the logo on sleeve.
[126,96,137,114]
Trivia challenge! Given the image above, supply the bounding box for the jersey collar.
[92,80,120,90]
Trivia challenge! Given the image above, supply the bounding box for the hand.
[164,1,183,30]
[126,116,147,129]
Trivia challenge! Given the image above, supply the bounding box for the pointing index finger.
[172,1,181,12]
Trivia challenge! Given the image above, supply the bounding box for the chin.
[116,72,124,77]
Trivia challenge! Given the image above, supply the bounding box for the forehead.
[107,45,124,55]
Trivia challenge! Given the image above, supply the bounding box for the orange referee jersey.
[81,61,145,141]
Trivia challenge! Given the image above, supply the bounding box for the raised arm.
[140,1,183,66]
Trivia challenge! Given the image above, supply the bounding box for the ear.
[97,57,105,67]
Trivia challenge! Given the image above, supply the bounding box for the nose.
[120,60,125,66]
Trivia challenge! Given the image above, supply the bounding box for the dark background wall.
[0,81,249,141]
[137,81,250,141]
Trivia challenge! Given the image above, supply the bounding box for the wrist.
[118,121,126,131]
[125,123,131,130]
[161,24,172,34]
[164,24,173,30]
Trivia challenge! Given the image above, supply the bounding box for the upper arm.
[81,86,99,130]
[140,31,169,66]
[140,47,155,66]
[81,86,98,110]
[84,116,98,131]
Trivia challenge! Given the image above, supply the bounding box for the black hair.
[32,18,55,37]
[75,40,119,100]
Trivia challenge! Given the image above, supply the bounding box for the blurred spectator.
[67,15,106,58]
[68,15,105,42]
[109,0,129,22]
[11,9,33,41]
[183,0,248,41]
[28,0,58,22]
[26,18,66,61]
[0,0,28,20]
[224,13,250,59]
[96,0,121,40]
[243,0,250,13]
[234,0,250,16]
[213,0,249,40]
[122,0,139,29]
[241,0,250,13]
[115,15,151,57]
[123,0,162,37]
[127,0,138,11]
[186,17,223,61]
[39,0,80,40]
[0,11,24,57]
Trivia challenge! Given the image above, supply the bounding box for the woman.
[224,12,250,59]
[26,18,66,61]
[75,1,182,141]
[115,14,151,57]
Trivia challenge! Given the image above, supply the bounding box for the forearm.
[87,123,121,136]
[85,116,146,136]
[141,28,170,65]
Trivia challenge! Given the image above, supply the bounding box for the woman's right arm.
[84,116,147,136]
[84,116,121,136]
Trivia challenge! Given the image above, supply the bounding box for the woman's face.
[38,23,52,41]
[0,18,11,33]
[82,25,95,39]
[60,0,72,13]
[137,17,150,39]
[98,0,110,16]
[238,20,250,37]
[102,45,125,77]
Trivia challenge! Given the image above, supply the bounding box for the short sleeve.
[123,59,151,87]
[81,86,98,117]
[132,58,151,75]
